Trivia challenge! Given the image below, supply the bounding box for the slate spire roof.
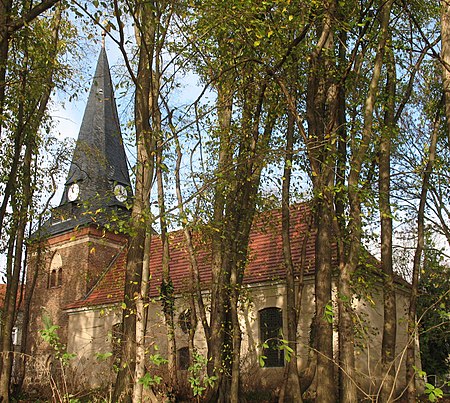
[44,46,132,236]
[60,46,131,205]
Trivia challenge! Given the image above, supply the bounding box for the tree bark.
[278,111,303,403]
[441,0,450,144]
[405,100,440,403]
[380,43,397,403]
[113,6,155,398]
[0,136,33,402]
[339,3,392,401]
[305,3,338,400]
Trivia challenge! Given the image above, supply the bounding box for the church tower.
[26,43,131,359]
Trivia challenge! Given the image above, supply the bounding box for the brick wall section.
[26,225,127,356]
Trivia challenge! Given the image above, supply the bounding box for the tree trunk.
[0,137,33,402]
[441,0,450,144]
[206,83,233,397]
[405,100,440,403]
[314,196,336,403]
[0,0,13,145]
[157,143,178,396]
[113,10,155,398]
[380,43,397,402]
[207,79,273,401]
[339,3,392,401]
[132,231,155,403]
[305,4,338,400]
[279,111,302,403]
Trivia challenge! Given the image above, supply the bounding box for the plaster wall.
[65,278,414,399]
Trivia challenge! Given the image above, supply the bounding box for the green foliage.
[138,372,162,389]
[95,352,113,361]
[258,337,293,367]
[414,366,449,402]
[323,301,334,324]
[160,277,175,316]
[424,382,444,402]
[149,352,168,366]
[258,351,267,368]
[418,245,450,380]
[40,313,76,365]
[279,339,294,363]
[188,351,218,398]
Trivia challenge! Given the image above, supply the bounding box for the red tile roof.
[65,204,323,310]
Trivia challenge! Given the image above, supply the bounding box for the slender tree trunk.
[314,195,336,403]
[113,9,155,398]
[229,271,242,403]
[295,215,316,394]
[279,111,302,403]
[157,143,178,395]
[339,3,392,401]
[380,44,397,403]
[0,0,12,144]
[206,83,233,395]
[0,137,33,402]
[172,126,208,369]
[405,101,440,403]
[441,0,450,144]
[132,230,156,403]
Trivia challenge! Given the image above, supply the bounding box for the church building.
[25,45,415,399]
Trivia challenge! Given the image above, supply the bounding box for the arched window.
[259,307,284,367]
[49,253,63,288]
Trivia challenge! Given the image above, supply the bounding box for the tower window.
[49,253,63,288]
[50,269,57,287]
[259,307,284,367]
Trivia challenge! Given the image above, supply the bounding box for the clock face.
[67,183,79,202]
[114,184,127,203]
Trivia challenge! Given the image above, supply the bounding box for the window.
[11,327,18,345]
[49,269,57,287]
[177,347,190,370]
[178,309,192,334]
[49,253,63,288]
[259,307,284,367]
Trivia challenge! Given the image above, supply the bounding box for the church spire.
[60,46,131,206]
[47,46,132,235]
